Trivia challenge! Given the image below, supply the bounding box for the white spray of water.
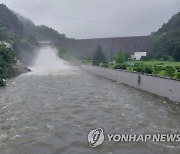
[29,45,71,74]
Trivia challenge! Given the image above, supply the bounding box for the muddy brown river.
[0,46,179,154]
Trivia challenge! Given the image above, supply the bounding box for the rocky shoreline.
[0,60,31,87]
[0,42,31,86]
[6,60,31,78]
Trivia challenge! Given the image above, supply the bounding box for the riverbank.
[82,65,180,102]
[0,43,30,86]
[0,60,30,86]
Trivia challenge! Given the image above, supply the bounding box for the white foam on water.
[28,45,73,75]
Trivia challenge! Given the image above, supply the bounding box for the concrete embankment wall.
[82,65,180,102]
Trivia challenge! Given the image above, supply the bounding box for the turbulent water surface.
[0,46,180,154]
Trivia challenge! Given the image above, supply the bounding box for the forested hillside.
[157,12,180,34]
[0,3,66,66]
[150,12,180,61]
[16,13,66,41]
[0,4,23,36]
[0,3,67,86]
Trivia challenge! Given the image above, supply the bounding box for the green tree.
[124,52,131,60]
[173,45,180,61]
[115,51,130,63]
[115,52,125,63]
[92,45,106,66]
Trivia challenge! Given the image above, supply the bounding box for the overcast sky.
[1,0,180,39]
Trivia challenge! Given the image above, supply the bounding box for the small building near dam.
[131,52,147,60]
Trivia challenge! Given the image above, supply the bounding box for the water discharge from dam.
[0,45,179,153]
[30,45,71,74]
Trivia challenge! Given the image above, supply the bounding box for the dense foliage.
[92,45,106,66]
[115,51,130,63]
[131,62,179,79]
[0,4,23,35]
[16,13,66,41]
[133,63,153,74]
[36,25,66,41]
[150,12,180,61]
[0,43,15,86]
[156,12,180,34]
[99,60,180,80]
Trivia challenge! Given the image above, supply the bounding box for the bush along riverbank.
[125,61,179,80]
[97,61,180,81]
[0,43,29,87]
[82,45,180,81]
[0,43,15,86]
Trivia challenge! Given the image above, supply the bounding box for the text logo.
[88,128,104,147]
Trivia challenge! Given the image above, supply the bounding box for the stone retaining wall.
[82,65,180,102]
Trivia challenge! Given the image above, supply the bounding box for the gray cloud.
[1,0,180,39]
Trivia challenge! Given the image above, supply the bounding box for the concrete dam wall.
[82,65,180,102]
[54,36,151,59]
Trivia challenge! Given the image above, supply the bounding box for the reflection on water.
[0,46,179,154]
